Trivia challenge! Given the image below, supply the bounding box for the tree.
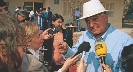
[123,0,133,22]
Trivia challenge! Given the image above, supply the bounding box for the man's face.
[47,8,49,11]
[0,6,5,10]
[40,8,42,11]
[52,18,63,30]
[38,12,42,17]
[17,15,26,22]
[1,7,9,14]
[85,13,109,37]
[76,8,79,11]
[0,6,6,13]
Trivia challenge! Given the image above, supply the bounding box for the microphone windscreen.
[74,41,91,56]
[95,42,107,57]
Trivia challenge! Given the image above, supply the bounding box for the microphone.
[73,41,91,57]
[95,42,107,71]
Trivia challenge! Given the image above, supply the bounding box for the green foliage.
[125,0,133,21]
[127,0,133,14]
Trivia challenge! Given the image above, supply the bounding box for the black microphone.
[73,41,91,57]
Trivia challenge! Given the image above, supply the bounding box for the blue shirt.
[63,24,133,72]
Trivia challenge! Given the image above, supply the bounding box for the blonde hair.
[20,21,39,42]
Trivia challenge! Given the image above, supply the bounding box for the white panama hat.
[79,0,113,19]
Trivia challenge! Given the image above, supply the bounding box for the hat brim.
[79,10,113,19]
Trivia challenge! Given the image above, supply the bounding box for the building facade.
[4,0,124,29]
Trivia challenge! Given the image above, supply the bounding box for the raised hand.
[76,57,87,72]
[60,54,80,72]
[101,64,112,72]
[42,28,53,40]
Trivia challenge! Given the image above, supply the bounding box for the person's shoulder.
[79,30,89,37]
[114,29,132,39]
[22,54,44,71]
[50,10,52,13]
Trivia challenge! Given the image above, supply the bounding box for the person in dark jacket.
[47,7,53,28]
[43,13,73,72]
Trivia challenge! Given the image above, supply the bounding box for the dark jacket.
[32,15,47,31]
[47,10,52,20]
[43,28,73,62]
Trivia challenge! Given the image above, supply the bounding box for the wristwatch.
[58,69,62,72]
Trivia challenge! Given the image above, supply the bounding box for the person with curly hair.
[0,13,26,72]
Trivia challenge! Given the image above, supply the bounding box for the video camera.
[48,26,59,34]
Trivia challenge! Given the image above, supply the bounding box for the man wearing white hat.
[57,0,133,72]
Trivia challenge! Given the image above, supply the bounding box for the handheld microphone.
[82,51,86,58]
[73,41,91,57]
[95,42,107,71]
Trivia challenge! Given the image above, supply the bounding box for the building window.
[24,2,33,12]
[54,0,59,4]
[102,2,114,17]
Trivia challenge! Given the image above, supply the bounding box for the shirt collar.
[38,16,42,18]
[28,48,40,60]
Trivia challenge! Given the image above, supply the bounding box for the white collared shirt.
[38,16,43,29]
[28,48,40,60]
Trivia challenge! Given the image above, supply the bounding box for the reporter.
[0,12,26,72]
[20,22,51,72]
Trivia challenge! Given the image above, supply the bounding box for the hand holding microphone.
[95,42,107,72]
[77,56,87,72]
[73,41,91,57]
[73,41,90,72]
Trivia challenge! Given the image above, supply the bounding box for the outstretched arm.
[77,56,87,72]
[58,54,80,72]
